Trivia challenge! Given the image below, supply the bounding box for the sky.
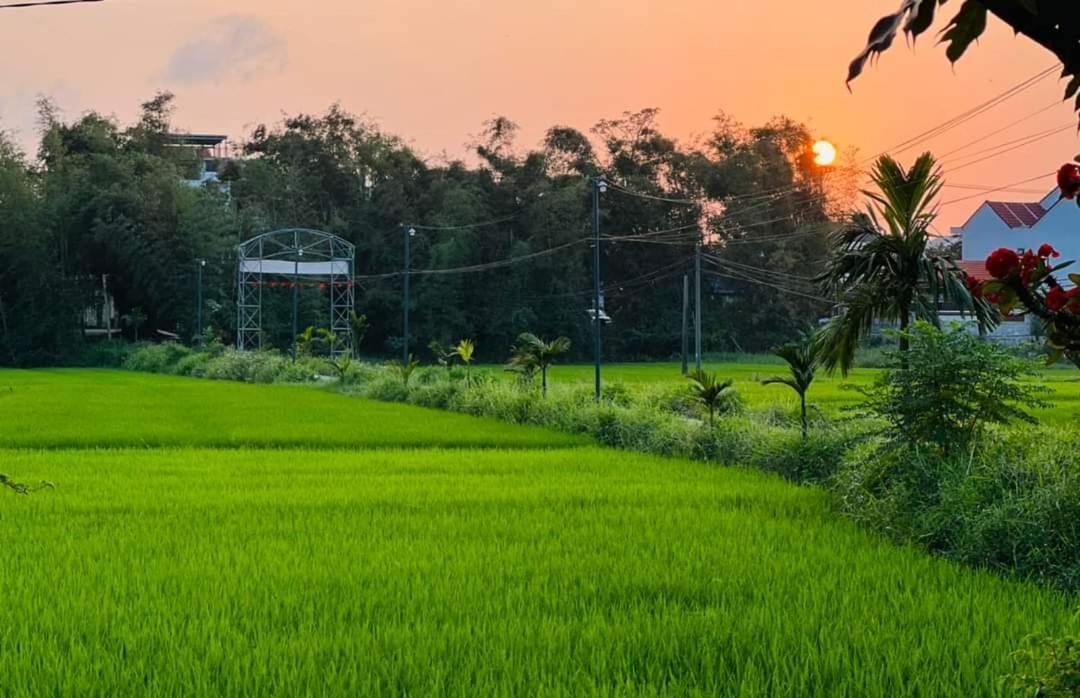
[0,0,1074,228]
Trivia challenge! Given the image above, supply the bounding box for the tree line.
[0,93,839,366]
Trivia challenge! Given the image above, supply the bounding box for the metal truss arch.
[236,228,356,356]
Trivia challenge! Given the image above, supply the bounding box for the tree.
[387,354,419,386]
[428,340,455,372]
[848,2,1080,113]
[506,333,570,397]
[686,369,735,427]
[815,153,992,374]
[762,333,820,439]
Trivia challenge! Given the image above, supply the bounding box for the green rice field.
[0,369,1076,696]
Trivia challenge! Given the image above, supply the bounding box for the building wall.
[960,192,1080,280]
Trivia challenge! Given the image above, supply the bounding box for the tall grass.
[1,445,1075,696]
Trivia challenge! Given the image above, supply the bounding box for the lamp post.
[196,259,206,344]
[291,248,303,361]
[592,177,607,401]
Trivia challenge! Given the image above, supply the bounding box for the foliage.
[453,338,476,383]
[1005,631,1080,697]
[848,2,1080,114]
[857,322,1048,455]
[686,369,736,426]
[815,153,993,374]
[762,332,820,439]
[428,340,455,372]
[506,333,571,397]
[1,96,837,365]
[387,354,420,386]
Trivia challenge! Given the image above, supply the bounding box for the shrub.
[1004,631,1080,698]
[123,342,193,374]
[856,322,1050,456]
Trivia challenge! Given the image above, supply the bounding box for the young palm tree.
[762,333,819,440]
[506,333,570,397]
[686,369,735,427]
[452,339,476,383]
[815,152,994,374]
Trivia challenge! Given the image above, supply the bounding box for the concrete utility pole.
[196,259,206,344]
[102,274,111,339]
[681,274,689,375]
[591,177,606,401]
[694,241,703,371]
[402,226,415,364]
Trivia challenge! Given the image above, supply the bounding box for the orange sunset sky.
[0,0,1074,227]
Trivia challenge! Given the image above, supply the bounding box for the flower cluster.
[969,182,1080,363]
[1058,163,1080,201]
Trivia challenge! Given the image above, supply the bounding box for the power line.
[940,171,1057,206]
[0,0,101,6]
[937,101,1063,159]
[408,214,519,231]
[945,124,1074,174]
[605,182,701,206]
[356,238,588,280]
[871,65,1059,161]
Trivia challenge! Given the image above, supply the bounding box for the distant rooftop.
[986,201,1046,229]
[166,134,227,147]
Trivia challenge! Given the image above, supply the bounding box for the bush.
[123,342,193,374]
[856,322,1050,456]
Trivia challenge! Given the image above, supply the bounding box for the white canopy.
[240,260,351,277]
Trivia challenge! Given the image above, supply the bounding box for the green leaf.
[1069,273,1080,286]
[1047,347,1065,366]
[980,280,1004,294]
[940,0,988,64]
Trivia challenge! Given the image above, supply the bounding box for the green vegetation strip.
[0,369,584,449]
[1,446,1074,696]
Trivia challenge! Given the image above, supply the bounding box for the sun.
[813,140,837,166]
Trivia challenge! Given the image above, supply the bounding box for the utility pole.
[291,247,303,362]
[102,273,111,339]
[681,274,689,375]
[403,226,415,364]
[592,177,606,401]
[694,240,703,371]
[196,259,206,344]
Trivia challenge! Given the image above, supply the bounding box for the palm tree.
[687,369,735,427]
[815,152,994,374]
[452,339,476,384]
[762,333,819,439]
[506,333,570,397]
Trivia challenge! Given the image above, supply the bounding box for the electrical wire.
[939,171,1058,206]
[0,0,101,6]
[871,65,1059,160]
[407,214,520,231]
[937,101,1063,159]
[945,124,1075,174]
[355,238,588,280]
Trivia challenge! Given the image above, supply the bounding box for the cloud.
[161,15,287,85]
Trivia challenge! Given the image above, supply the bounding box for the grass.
[0,369,1077,695]
[0,369,584,449]
[506,361,1080,425]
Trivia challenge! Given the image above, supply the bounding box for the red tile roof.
[956,260,985,280]
[987,201,1046,228]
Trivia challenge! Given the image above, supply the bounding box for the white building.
[949,187,1077,343]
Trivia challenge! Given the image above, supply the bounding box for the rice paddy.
[0,369,1075,696]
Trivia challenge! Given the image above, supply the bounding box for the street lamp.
[292,248,303,361]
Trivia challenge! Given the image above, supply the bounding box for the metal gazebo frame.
[236,229,355,356]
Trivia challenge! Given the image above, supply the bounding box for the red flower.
[1058,163,1080,199]
[986,248,1021,280]
[1047,286,1068,311]
[1038,243,1061,259]
[985,292,1003,305]
[964,274,983,298]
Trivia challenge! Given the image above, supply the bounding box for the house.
[166,134,231,189]
[948,187,1078,343]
